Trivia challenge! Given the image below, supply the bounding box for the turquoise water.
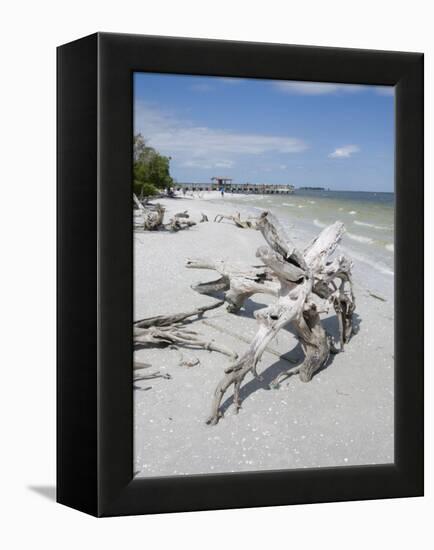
[218,190,395,278]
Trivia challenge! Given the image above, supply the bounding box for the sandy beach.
[134,192,394,477]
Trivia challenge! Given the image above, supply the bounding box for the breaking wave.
[342,247,394,277]
[313,219,326,228]
[354,220,391,231]
[346,232,374,244]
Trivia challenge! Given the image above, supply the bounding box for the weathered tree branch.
[214,212,258,229]
[186,258,279,312]
[134,300,223,328]
[133,301,238,359]
[134,324,238,358]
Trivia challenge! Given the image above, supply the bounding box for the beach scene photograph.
[132,73,395,477]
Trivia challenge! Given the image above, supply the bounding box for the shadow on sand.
[217,310,362,416]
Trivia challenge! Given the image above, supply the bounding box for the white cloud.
[273,81,364,95]
[182,159,234,169]
[182,160,213,169]
[215,160,234,168]
[329,145,360,158]
[134,102,307,169]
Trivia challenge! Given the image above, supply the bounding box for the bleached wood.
[186,258,279,312]
[134,324,237,358]
[133,301,238,359]
[214,212,258,229]
[143,203,165,230]
[134,300,223,328]
[205,211,355,425]
[133,193,146,211]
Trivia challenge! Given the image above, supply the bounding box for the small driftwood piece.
[133,301,238,359]
[133,193,146,211]
[174,210,189,219]
[214,212,258,229]
[170,346,201,368]
[134,300,223,328]
[206,211,355,425]
[134,371,172,382]
[186,258,279,313]
[167,216,196,232]
[134,325,237,358]
[133,361,172,390]
[133,361,153,370]
[143,203,166,230]
[368,291,386,302]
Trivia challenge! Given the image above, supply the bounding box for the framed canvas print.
[57,32,424,517]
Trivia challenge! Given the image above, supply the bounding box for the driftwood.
[134,324,237,358]
[134,196,197,232]
[368,291,386,302]
[205,211,355,425]
[133,361,172,391]
[186,258,279,313]
[133,301,238,359]
[202,318,298,365]
[134,300,223,328]
[134,371,172,382]
[174,210,189,219]
[214,212,258,229]
[133,193,146,211]
[167,210,197,231]
[170,347,201,368]
[167,216,196,232]
[143,203,166,230]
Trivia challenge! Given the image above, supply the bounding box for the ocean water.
[215,189,395,280]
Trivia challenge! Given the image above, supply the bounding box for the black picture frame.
[57,32,424,517]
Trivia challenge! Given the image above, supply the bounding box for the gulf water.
[218,189,395,279]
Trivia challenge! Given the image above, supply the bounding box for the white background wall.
[0,1,431,548]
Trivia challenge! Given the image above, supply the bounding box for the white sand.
[134,193,394,477]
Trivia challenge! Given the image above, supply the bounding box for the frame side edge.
[57,34,99,516]
[395,53,424,495]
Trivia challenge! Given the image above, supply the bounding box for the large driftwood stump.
[205,211,355,425]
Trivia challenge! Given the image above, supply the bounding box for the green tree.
[133,133,173,198]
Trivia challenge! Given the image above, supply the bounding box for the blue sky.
[134,73,395,192]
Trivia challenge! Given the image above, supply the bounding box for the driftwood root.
[206,211,356,425]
